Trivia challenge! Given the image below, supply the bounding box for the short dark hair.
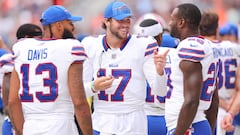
[102,21,107,30]
[16,23,43,39]
[177,3,201,30]
[200,11,219,36]
[101,18,112,30]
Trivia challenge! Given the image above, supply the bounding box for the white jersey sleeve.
[81,35,102,98]
[0,53,14,74]
[144,47,171,116]
[142,37,167,97]
[0,51,14,94]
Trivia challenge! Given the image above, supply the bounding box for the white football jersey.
[144,81,166,116]
[0,53,14,74]
[165,37,219,130]
[144,47,172,116]
[12,38,86,119]
[214,41,240,135]
[82,34,166,114]
[213,41,240,99]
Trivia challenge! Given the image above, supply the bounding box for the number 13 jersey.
[12,38,86,119]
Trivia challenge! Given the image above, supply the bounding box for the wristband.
[91,81,97,93]
[227,112,234,119]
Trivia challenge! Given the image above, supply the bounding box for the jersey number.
[217,59,237,90]
[200,62,218,101]
[145,81,165,103]
[20,63,58,102]
[165,62,218,101]
[97,69,131,101]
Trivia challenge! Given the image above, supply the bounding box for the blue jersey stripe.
[145,43,158,56]
[178,54,204,61]
[179,48,205,55]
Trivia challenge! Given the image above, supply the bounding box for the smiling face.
[106,17,131,40]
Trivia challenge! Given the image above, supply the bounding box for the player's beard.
[109,24,128,40]
[62,29,75,39]
[170,25,181,39]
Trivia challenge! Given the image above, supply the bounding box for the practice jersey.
[82,34,166,114]
[214,40,240,99]
[165,37,219,130]
[12,38,86,119]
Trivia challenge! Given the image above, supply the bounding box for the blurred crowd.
[0,0,239,48]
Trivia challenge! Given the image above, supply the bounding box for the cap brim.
[113,14,132,20]
[68,16,82,21]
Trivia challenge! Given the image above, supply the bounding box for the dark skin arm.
[174,60,202,135]
[68,62,93,135]
[2,72,11,116]
[8,69,23,135]
[204,85,219,133]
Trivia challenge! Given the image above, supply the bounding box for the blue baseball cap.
[219,23,238,38]
[161,33,180,48]
[40,5,82,26]
[104,1,132,20]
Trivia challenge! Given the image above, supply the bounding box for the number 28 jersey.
[12,38,86,119]
[165,37,219,130]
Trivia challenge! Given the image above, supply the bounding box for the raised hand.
[153,49,169,75]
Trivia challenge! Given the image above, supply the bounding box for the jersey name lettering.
[28,48,48,61]
[212,47,233,58]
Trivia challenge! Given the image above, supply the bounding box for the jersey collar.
[102,35,131,51]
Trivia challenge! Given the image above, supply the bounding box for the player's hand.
[94,76,114,91]
[153,49,169,75]
[221,113,234,132]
